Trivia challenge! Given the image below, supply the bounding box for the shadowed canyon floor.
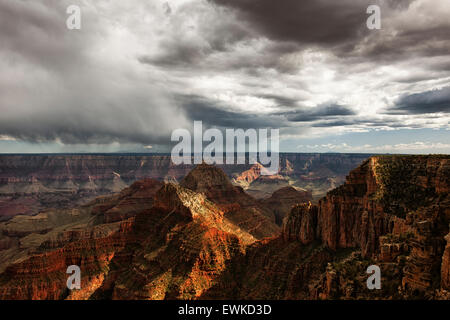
[0,155,449,300]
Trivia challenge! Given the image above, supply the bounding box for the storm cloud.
[285,103,356,122]
[0,0,449,153]
[0,0,189,145]
[389,86,450,115]
[209,0,372,46]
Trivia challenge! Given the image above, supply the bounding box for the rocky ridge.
[0,165,282,299]
[0,155,448,300]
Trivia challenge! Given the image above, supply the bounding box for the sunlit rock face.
[0,164,277,299]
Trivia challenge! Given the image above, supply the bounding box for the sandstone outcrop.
[181,163,280,238]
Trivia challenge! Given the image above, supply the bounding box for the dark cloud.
[138,1,252,68]
[384,0,415,10]
[285,103,356,122]
[178,94,285,128]
[359,26,450,62]
[138,0,450,81]
[0,0,188,146]
[179,95,429,132]
[311,120,356,127]
[392,73,438,84]
[388,86,450,114]
[178,96,359,129]
[257,94,300,108]
[430,60,450,72]
[209,0,371,46]
[140,0,422,73]
[0,81,187,145]
[138,39,303,75]
[209,0,448,64]
[310,117,423,128]
[0,0,87,71]
[138,42,209,68]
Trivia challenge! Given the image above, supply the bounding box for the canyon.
[0,154,448,300]
[0,153,368,220]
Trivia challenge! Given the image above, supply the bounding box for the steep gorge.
[0,155,448,300]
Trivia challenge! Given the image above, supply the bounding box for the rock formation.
[0,154,369,219]
[212,155,450,299]
[0,155,448,300]
[0,164,279,299]
[180,163,280,237]
[261,187,312,225]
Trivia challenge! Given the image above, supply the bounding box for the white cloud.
[0,135,16,141]
[298,141,450,154]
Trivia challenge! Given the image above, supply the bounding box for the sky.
[0,0,449,154]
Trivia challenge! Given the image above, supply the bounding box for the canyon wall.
[201,155,449,299]
[0,155,447,300]
[240,155,449,299]
[0,153,369,220]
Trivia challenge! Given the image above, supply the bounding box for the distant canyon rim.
[0,153,371,221]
